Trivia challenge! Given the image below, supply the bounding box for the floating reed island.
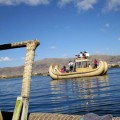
[0,111,120,120]
[0,40,120,120]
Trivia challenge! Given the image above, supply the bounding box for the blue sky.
[0,0,120,67]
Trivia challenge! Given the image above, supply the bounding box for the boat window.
[76,62,83,68]
[76,61,92,68]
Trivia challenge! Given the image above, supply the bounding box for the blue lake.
[0,68,120,117]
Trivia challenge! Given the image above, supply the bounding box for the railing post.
[20,41,39,120]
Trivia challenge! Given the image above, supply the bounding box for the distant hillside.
[0,55,120,78]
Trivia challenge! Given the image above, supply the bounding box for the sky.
[0,0,120,67]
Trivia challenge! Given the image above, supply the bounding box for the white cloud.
[58,0,120,12]
[0,0,50,5]
[75,0,97,11]
[58,0,97,11]
[1,0,120,13]
[103,0,120,12]
[0,57,15,62]
[58,0,72,7]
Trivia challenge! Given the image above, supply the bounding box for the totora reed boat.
[49,58,108,80]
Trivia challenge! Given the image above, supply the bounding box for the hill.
[0,55,120,78]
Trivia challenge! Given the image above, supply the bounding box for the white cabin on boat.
[75,58,93,72]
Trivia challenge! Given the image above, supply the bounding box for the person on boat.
[74,59,76,72]
[68,61,74,72]
[84,51,90,58]
[79,52,83,58]
[63,66,66,72]
[82,51,90,59]
[60,68,64,73]
[75,54,79,58]
[94,59,98,68]
[82,51,86,58]
[60,66,66,73]
[88,63,92,68]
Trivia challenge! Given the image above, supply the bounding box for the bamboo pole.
[0,40,39,50]
[0,110,3,120]
[20,41,40,120]
[12,96,23,120]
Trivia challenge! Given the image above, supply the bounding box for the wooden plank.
[0,110,3,120]
[12,96,23,120]
[0,40,39,50]
[0,43,25,50]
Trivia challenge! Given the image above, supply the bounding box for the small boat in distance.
[49,58,108,80]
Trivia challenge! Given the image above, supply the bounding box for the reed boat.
[49,58,108,80]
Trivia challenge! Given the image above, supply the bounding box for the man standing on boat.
[68,61,74,72]
[94,59,98,68]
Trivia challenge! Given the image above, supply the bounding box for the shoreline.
[0,65,120,79]
[0,72,49,79]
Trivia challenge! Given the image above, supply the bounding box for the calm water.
[0,68,120,117]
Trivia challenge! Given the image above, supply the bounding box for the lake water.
[0,68,120,117]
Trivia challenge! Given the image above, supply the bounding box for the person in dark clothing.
[63,66,66,72]
[68,61,74,72]
[94,59,98,68]
[83,51,86,58]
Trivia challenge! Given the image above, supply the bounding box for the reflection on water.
[51,75,109,98]
[0,69,120,117]
[50,75,110,114]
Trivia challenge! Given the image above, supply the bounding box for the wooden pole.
[0,110,3,120]
[0,40,33,50]
[12,96,23,120]
[0,40,39,120]
[20,41,39,120]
